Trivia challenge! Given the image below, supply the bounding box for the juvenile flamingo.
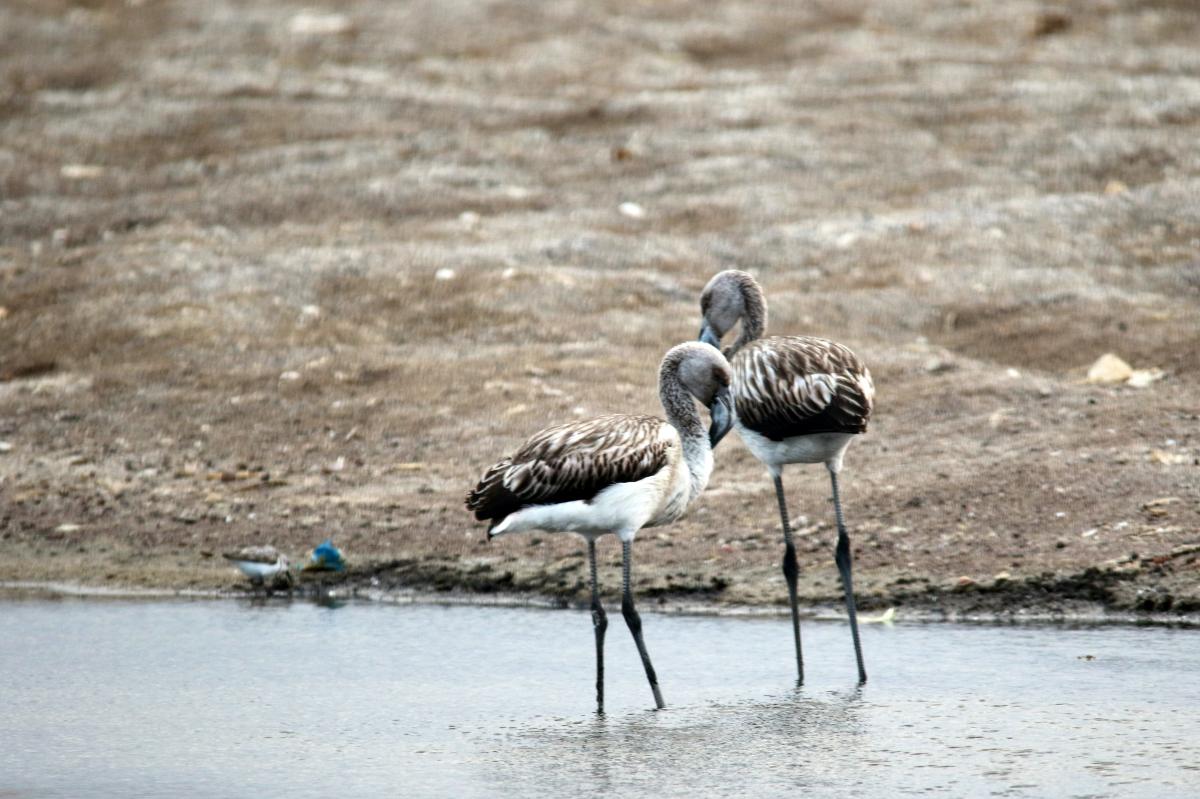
[466,342,734,711]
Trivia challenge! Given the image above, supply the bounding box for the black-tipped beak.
[699,322,721,349]
[708,385,733,448]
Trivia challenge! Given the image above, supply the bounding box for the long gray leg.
[774,474,805,684]
[621,539,665,710]
[588,539,607,714]
[830,470,867,684]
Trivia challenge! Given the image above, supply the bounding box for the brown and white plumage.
[467,344,731,543]
[466,415,671,534]
[699,269,872,684]
[465,341,733,712]
[700,270,873,470]
[732,336,874,445]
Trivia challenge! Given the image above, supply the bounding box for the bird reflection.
[488,689,866,794]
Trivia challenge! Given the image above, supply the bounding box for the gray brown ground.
[1,0,1198,619]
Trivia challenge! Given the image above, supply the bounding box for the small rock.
[955,575,976,590]
[288,11,354,36]
[55,523,82,533]
[618,201,646,219]
[435,268,456,281]
[1031,10,1071,37]
[1142,497,1178,518]
[1104,180,1128,195]
[923,358,955,374]
[280,371,301,382]
[60,164,105,179]
[0,306,8,320]
[301,305,321,317]
[0,441,12,453]
[1127,368,1164,388]
[993,571,1011,583]
[1149,449,1190,465]
[1055,538,1068,549]
[1086,353,1133,384]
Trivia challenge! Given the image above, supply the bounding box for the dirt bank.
[1,0,1198,618]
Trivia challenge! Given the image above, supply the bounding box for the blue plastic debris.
[303,538,345,572]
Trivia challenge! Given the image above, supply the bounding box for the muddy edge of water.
[3,565,1199,628]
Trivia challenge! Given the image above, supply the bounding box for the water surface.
[2,598,1197,798]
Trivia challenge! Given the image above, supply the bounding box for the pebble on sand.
[1086,353,1133,384]
[1085,354,1163,387]
[435,268,456,281]
[60,164,105,179]
[288,12,354,36]
[1084,352,1165,389]
[1149,449,1190,466]
[618,202,646,219]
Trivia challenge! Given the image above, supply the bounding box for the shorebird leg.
[774,473,805,684]
[830,469,867,684]
[621,539,665,710]
[587,538,607,714]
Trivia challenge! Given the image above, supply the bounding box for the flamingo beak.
[708,385,733,448]
[699,321,721,349]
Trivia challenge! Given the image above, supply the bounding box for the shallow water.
[2,598,1198,798]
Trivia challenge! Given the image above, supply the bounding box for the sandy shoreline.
[4,577,1199,629]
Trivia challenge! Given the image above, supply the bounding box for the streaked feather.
[733,336,873,441]
[465,414,672,526]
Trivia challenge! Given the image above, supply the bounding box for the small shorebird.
[466,342,733,712]
[223,545,294,590]
[699,270,874,684]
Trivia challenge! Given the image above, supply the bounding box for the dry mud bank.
[1,0,1198,617]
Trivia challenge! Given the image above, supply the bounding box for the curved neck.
[728,278,767,358]
[658,363,713,500]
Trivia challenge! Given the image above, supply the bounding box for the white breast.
[735,419,855,475]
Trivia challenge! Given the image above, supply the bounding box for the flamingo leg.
[830,469,867,684]
[774,474,805,684]
[588,538,607,714]
[621,539,665,710]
